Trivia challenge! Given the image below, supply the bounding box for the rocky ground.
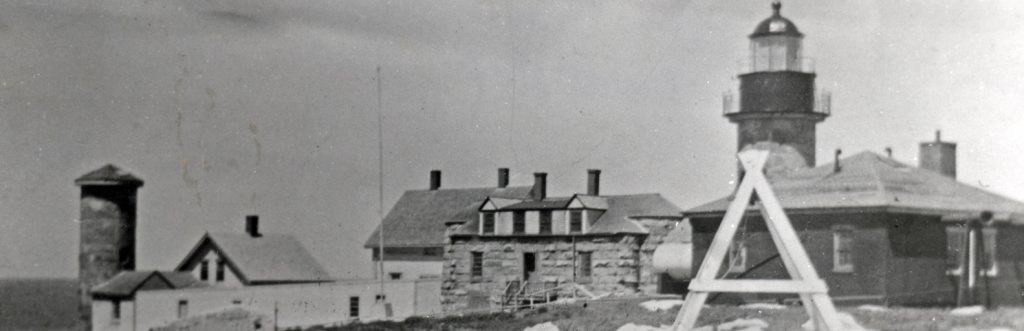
[319,296,1024,331]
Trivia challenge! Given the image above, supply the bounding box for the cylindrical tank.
[653,243,693,280]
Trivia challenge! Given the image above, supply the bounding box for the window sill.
[832,267,854,274]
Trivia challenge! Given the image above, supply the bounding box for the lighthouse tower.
[725,2,829,169]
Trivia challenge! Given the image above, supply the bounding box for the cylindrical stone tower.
[726,2,829,170]
[75,164,143,330]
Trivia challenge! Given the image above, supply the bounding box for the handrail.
[722,90,831,116]
[520,282,567,299]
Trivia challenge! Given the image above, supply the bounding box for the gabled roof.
[685,151,1024,220]
[364,186,533,248]
[480,197,524,210]
[91,271,203,299]
[453,193,683,236]
[74,164,144,187]
[574,195,610,210]
[176,233,331,284]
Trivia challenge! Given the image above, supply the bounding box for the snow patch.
[949,305,984,316]
[616,323,671,331]
[638,299,685,312]
[740,303,787,310]
[524,321,559,331]
[715,318,769,331]
[801,312,874,331]
[856,304,888,312]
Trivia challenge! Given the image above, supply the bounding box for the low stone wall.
[442,235,645,312]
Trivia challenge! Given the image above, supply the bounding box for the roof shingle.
[685,151,1024,220]
[364,186,532,248]
[91,271,203,298]
[74,164,144,186]
[177,233,331,284]
[454,193,683,236]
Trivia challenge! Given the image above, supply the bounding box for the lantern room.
[747,2,810,73]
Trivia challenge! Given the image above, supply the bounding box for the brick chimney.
[429,170,441,190]
[532,172,547,200]
[587,169,601,196]
[246,215,261,237]
[498,168,509,188]
[919,130,956,179]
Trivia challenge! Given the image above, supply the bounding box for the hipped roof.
[176,233,331,284]
[364,186,533,248]
[685,151,1024,222]
[75,164,144,187]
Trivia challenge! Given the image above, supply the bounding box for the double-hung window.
[216,259,226,281]
[539,210,552,234]
[482,212,495,234]
[577,251,593,281]
[832,225,854,273]
[946,226,998,276]
[471,252,484,281]
[512,211,526,234]
[569,210,583,233]
[199,260,209,281]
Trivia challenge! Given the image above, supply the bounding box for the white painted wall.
[379,261,442,280]
[93,299,135,331]
[525,211,539,233]
[122,279,441,331]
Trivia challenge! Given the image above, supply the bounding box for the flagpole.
[377,66,386,298]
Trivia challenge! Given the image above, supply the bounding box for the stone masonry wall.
[441,234,645,312]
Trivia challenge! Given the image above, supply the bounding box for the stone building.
[441,170,686,311]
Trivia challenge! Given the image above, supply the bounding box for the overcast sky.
[1,0,1023,279]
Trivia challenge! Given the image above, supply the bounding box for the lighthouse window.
[769,20,786,32]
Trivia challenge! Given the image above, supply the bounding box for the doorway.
[523,252,537,282]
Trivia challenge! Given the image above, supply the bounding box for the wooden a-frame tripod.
[671,150,843,331]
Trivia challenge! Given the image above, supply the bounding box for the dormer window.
[539,210,552,234]
[513,211,526,234]
[481,212,495,234]
[569,210,583,233]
